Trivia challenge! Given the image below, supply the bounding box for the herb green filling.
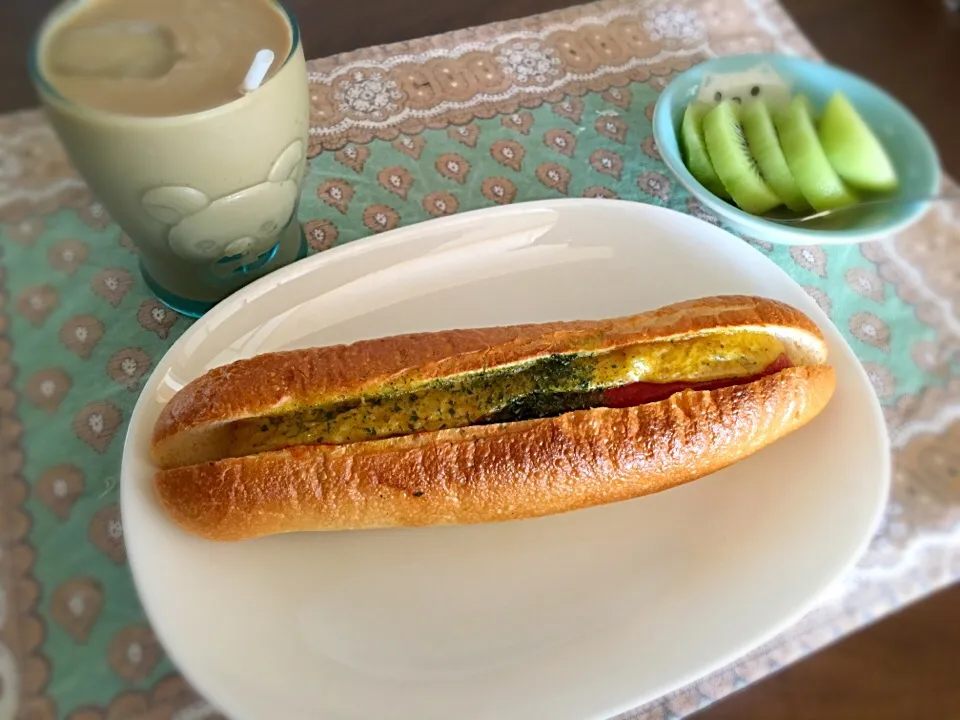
[233,352,602,451]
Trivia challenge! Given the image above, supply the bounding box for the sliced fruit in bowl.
[685,89,892,215]
[652,53,940,245]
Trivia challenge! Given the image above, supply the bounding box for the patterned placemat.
[2,0,959,718]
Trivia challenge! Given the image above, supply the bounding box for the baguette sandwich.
[151,295,836,541]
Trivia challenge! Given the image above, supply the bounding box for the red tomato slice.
[601,353,793,409]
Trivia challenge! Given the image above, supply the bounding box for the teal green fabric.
[1,80,954,716]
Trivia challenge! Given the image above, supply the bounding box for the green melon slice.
[818,91,899,192]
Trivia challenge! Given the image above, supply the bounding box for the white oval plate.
[121,199,889,720]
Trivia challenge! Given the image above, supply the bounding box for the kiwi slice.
[702,100,783,215]
[740,99,810,213]
[774,95,858,212]
[680,102,730,199]
[818,91,898,192]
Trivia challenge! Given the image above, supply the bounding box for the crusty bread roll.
[151,295,836,541]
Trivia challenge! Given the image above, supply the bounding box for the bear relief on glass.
[696,63,791,106]
[141,139,305,279]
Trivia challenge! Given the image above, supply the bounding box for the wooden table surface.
[3,0,959,718]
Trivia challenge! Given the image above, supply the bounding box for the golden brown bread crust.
[154,365,836,542]
[151,295,827,468]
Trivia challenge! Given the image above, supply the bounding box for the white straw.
[241,49,275,93]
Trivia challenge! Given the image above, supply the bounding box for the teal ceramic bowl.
[652,53,941,245]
